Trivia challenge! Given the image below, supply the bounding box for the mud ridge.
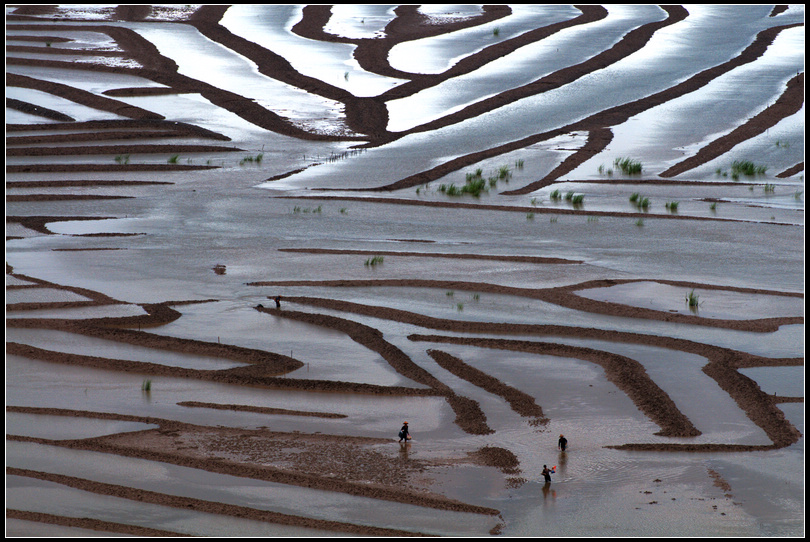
[6,508,189,537]
[250,293,800,448]
[427,349,548,424]
[255,305,494,435]
[249,279,803,332]
[6,469,433,537]
[177,401,348,418]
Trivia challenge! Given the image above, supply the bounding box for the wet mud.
[5,4,804,537]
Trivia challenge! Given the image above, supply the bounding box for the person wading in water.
[398,421,410,442]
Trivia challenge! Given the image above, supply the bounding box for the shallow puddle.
[574,280,803,320]
[738,366,805,398]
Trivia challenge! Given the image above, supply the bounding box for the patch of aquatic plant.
[365,255,384,267]
[339,207,349,214]
[456,302,464,311]
[439,168,489,198]
[665,201,679,212]
[597,164,614,176]
[570,193,584,205]
[240,153,264,165]
[630,193,650,209]
[614,157,642,175]
[493,27,500,37]
[114,154,130,164]
[141,379,152,392]
[292,205,322,214]
[438,183,459,196]
[526,212,535,220]
[685,289,701,309]
[515,159,524,169]
[775,140,790,149]
[763,184,775,193]
[709,202,717,211]
[635,218,644,227]
[167,154,180,164]
[731,160,767,177]
[446,291,454,297]
[549,189,562,201]
[463,177,488,197]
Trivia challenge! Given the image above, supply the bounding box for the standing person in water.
[398,421,410,442]
[558,434,567,451]
[542,465,553,483]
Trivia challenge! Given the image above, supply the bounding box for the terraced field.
[6,5,804,536]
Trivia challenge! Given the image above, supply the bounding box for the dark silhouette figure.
[558,434,567,451]
[398,421,410,442]
[274,295,282,308]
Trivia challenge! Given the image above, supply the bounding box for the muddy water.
[5,4,803,537]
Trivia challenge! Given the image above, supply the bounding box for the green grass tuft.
[613,157,642,175]
[731,160,767,176]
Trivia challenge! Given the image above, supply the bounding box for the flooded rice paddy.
[5,4,804,537]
